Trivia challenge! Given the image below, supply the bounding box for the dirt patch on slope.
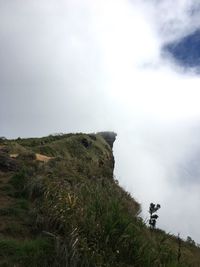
[10,154,18,158]
[35,153,54,162]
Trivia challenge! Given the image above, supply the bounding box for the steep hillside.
[0,132,200,267]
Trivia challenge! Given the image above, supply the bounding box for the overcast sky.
[1,0,200,242]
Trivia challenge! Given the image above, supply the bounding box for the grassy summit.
[0,132,200,267]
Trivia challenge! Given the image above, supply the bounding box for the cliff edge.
[0,133,200,267]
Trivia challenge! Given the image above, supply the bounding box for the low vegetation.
[0,132,200,266]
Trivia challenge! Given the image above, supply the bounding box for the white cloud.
[1,0,200,242]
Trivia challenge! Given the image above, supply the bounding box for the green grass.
[0,238,54,267]
[1,133,200,267]
[38,177,189,266]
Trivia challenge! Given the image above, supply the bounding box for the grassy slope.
[0,133,200,267]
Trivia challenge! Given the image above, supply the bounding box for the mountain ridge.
[0,132,200,266]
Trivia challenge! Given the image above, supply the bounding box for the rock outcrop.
[98,131,117,149]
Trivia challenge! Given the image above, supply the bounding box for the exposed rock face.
[98,132,117,149]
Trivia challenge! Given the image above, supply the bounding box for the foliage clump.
[149,203,161,229]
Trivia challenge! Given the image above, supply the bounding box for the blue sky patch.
[163,29,200,69]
